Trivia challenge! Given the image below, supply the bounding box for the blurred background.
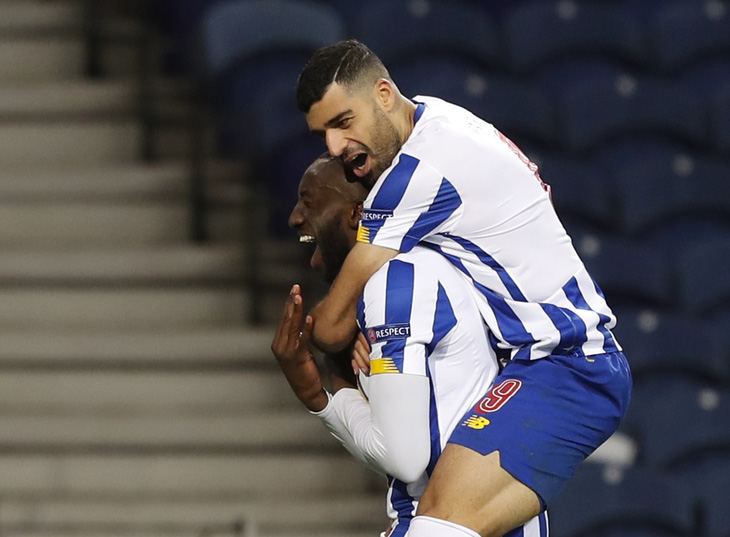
[0,0,728,536]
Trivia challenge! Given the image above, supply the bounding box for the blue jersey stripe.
[400,177,462,252]
[540,303,588,355]
[366,154,419,241]
[356,295,366,338]
[540,511,549,537]
[564,277,619,354]
[427,283,457,354]
[388,477,415,535]
[381,260,415,367]
[425,358,441,477]
[423,282,455,476]
[448,235,527,301]
[423,242,535,350]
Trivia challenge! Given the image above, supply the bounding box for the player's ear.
[350,203,363,229]
[374,78,396,110]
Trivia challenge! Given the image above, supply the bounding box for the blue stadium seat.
[503,1,647,74]
[680,57,730,101]
[393,58,557,150]
[533,155,616,231]
[344,0,500,69]
[148,0,224,74]
[199,0,345,158]
[649,0,730,73]
[612,308,729,384]
[201,0,344,79]
[628,379,730,470]
[558,72,708,154]
[571,232,673,309]
[548,463,697,537]
[696,472,730,537]
[715,84,730,153]
[676,238,730,316]
[612,147,730,239]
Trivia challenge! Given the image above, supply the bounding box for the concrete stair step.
[0,122,139,167]
[0,163,187,200]
[0,453,372,496]
[0,80,136,118]
[0,495,385,535]
[0,412,340,450]
[0,203,187,245]
[0,246,244,283]
[0,327,274,365]
[0,288,248,328]
[0,1,82,33]
[0,36,84,82]
[0,370,298,414]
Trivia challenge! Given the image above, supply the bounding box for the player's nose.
[325,129,347,157]
[288,202,304,229]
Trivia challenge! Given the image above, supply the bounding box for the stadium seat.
[680,57,730,101]
[503,0,647,74]
[675,238,730,316]
[344,0,500,70]
[557,72,708,154]
[147,0,224,74]
[695,471,730,537]
[198,0,344,157]
[611,308,729,384]
[715,84,730,153]
[393,58,557,150]
[548,463,697,537]
[627,378,730,470]
[612,147,730,239]
[571,232,673,309]
[649,0,730,73]
[534,155,616,231]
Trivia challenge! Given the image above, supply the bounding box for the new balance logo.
[462,415,491,429]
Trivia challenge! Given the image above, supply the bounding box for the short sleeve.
[361,258,441,377]
[358,153,463,253]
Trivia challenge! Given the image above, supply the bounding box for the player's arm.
[314,259,435,482]
[314,373,431,483]
[310,241,397,353]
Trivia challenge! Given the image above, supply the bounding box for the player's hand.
[352,331,371,375]
[271,284,328,412]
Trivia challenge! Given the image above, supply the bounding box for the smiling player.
[272,154,548,536]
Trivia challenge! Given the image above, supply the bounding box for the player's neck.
[397,96,418,144]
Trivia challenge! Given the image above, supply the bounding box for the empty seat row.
[150,0,730,77]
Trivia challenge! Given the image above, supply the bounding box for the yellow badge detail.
[356,224,371,244]
[370,357,400,375]
[462,415,491,429]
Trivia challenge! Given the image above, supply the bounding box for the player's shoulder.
[406,96,501,163]
[365,246,451,294]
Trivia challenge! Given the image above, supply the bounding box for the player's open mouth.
[346,152,371,178]
[299,234,316,244]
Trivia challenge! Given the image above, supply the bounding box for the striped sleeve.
[358,154,463,253]
[362,258,438,377]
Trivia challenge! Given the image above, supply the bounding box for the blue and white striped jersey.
[356,245,499,531]
[358,96,621,361]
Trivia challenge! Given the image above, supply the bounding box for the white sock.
[407,516,481,537]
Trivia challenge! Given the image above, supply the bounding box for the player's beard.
[345,105,402,190]
[317,215,353,285]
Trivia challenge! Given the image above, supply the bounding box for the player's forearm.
[319,375,431,483]
[311,297,358,353]
[311,242,399,353]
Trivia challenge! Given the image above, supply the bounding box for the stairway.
[0,2,384,536]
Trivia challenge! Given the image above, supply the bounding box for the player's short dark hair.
[296,39,391,113]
